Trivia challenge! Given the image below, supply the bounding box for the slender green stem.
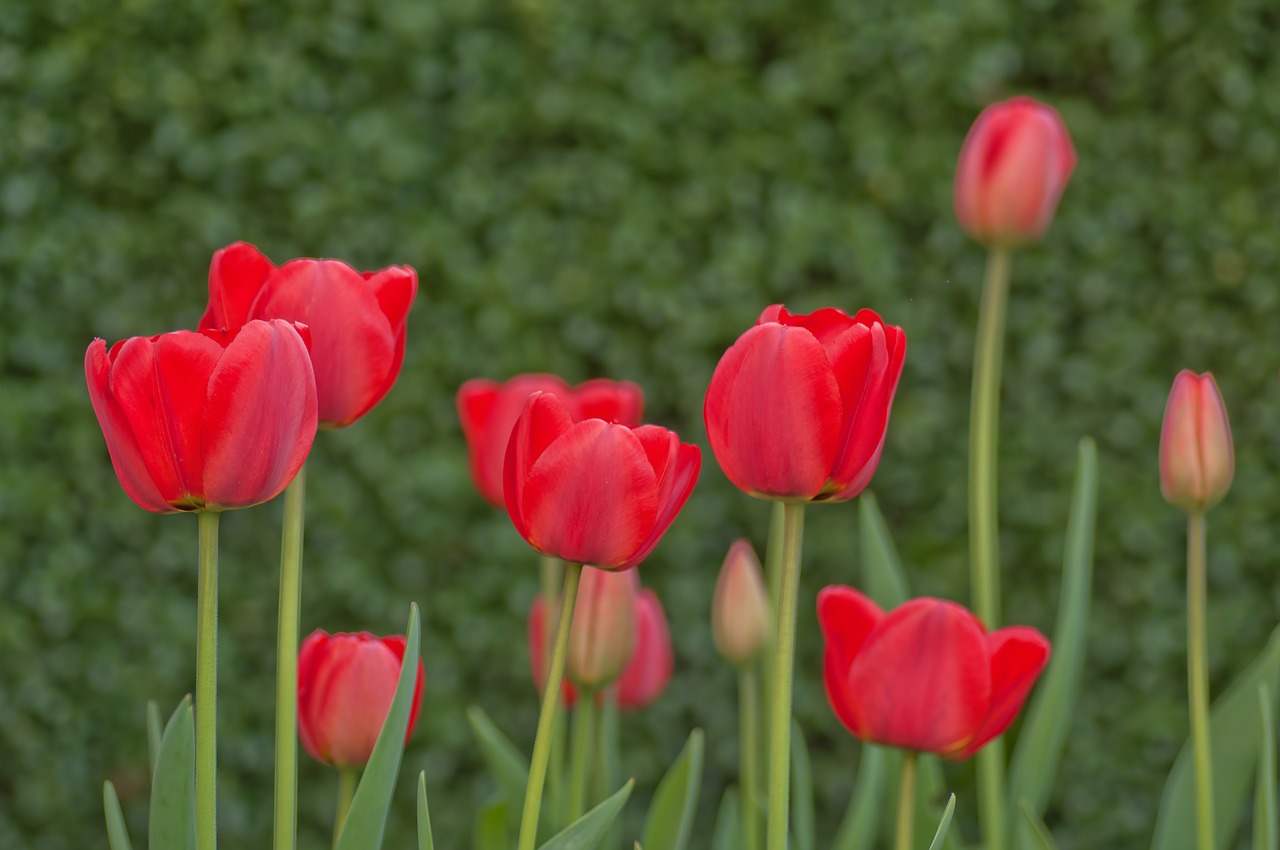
[540,556,566,827]
[567,690,596,822]
[1187,511,1215,850]
[196,511,221,850]
[895,752,918,850]
[332,767,358,848]
[969,245,1012,850]
[740,667,762,850]
[274,467,307,850]
[766,502,805,850]
[761,501,787,781]
[594,688,621,848]
[517,563,582,850]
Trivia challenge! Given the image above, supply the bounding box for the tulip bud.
[1159,370,1234,513]
[712,540,771,666]
[567,567,638,691]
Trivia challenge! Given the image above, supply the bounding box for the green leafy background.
[2,0,1278,847]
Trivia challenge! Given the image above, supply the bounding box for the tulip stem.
[766,502,805,850]
[274,467,306,850]
[761,501,787,788]
[594,689,622,848]
[195,511,220,850]
[540,556,566,828]
[517,563,582,850]
[894,751,917,850]
[740,667,762,850]
[332,767,357,847]
[1187,511,1215,850]
[969,244,1011,850]
[567,691,596,822]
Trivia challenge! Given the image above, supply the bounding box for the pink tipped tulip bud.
[567,567,638,691]
[954,96,1076,248]
[1160,370,1234,513]
[712,540,771,666]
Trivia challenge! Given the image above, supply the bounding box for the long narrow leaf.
[146,701,162,780]
[1009,437,1097,821]
[640,729,705,850]
[473,795,509,850]
[1018,800,1062,850]
[539,779,635,850]
[467,704,532,840]
[858,492,908,608]
[791,720,815,850]
[103,781,135,850]
[149,696,195,850]
[335,603,421,850]
[925,794,957,850]
[1256,685,1277,850]
[833,744,888,850]
[418,772,435,850]
[712,787,740,850]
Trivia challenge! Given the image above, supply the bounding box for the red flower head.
[1159,370,1234,513]
[616,588,674,710]
[817,587,1049,760]
[199,241,418,428]
[85,321,317,513]
[704,305,905,502]
[504,392,700,570]
[297,630,425,769]
[953,96,1076,248]
[457,374,644,507]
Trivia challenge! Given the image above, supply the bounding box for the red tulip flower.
[458,374,644,507]
[817,586,1049,760]
[954,96,1076,248]
[704,305,905,502]
[1159,370,1234,514]
[616,588,673,709]
[504,392,700,569]
[85,321,317,513]
[297,630,425,769]
[199,241,418,428]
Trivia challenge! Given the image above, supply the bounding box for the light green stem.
[594,689,621,848]
[762,501,787,779]
[766,502,805,850]
[1187,511,1215,850]
[740,667,762,850]
[895,752,917,850]
[517,563,582,850]
[332,767,358,848]
[274,467,306,850]
[567,691,596,822]
[196,511,220,850]
[540,556,566,827]
[969,245,1011,850]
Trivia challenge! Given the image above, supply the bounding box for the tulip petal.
[829,321,907,501]
[617,588,674,709]
[620,441,700,570]
[817,586,885,738]
[297,630,332,760]
[361,265,420,422]
[576,379,644,425]
[321,639,403,767]
[504,392,576,543]
[955,626,1051,760]
[380,635,426,746]
[198,241,276,331]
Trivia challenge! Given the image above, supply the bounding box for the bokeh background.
[3,0,1280,847]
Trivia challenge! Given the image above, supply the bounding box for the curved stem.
[274,467,307,850]
[196,511,221,850]
[895,751,918,850]
[540,556,566,827]
[517,563,582,850]
[1187,511,1215,850]
[332,767,358,848]
[740,667,761,850]
[567,690,596,822]
[766,502,805,850]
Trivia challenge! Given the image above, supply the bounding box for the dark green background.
[3,0,1279,847]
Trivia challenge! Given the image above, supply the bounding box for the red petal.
[575,379,644,425]
[617,589,673,709]
[296,630,332,761]
[828,321,907,501]
[458,375,571,507]
[816,586,884,738]
[359,265,420,423]
[198,242,275,331]
[619,441,699,570]
[317,636,404,767]
[379,634,426,744]
[954,626,1051,760]
[503,392,575,546]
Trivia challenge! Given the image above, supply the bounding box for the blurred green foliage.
[1,0,1279,847]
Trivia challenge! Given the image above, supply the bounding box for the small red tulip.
[954,96,1076,248]
[567,567,639,690]
[199,241,418,428]
[85,321,317,513]
[712,540,770,666]
[297,630,425,769]
[817,586,1049,760]
[457,374,644,507]
[616,588,674,710]
[704,305,905,502]
[504,392,700,569]
[1159,370,1234,513]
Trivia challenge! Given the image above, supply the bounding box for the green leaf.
[1009,437,1098,821]
[146,701,162,780]
[417,772,435,850]
[711,787,740,850]
[467,704,532,840]
[833,744,888,850]
[149,695,195,850]
[335,602,421,850]
[472,794,509,850]
[640,729,705,850]
[1152,624,1280,850]
[103,781,135,850]
[1018,799,1062,850]
[1256,685,1277,850]
[790,720,814,850]
[858,492,908,608]
[925,794,957,850]
[539,779,635,850]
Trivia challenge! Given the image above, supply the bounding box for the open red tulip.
[85,321,317,513]
[199,241,418,428]
[616,588,674,710]
[817,586,1049,760]
[705,305,905,502]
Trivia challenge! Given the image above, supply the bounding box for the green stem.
[332,767,358,848]
[567,690,596,822]
[196,511,220,850]
[517,563,582,850]
[766,502,805,850]
[969,245,1011,850]
[1187,511,1215,850]
[895,751,918,850]
[274,467,307,850]
[740,667,762,850]
[540,556,565,827]
[594,688,621,848]
[761,501,787,782]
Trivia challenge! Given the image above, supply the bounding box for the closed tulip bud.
[567,568,638,690]
[617,589,674,709]
[1159,370,1234,513]
[712,540,770,666]
[954,96,1076,248]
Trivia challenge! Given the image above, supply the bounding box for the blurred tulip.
[567,568,638,690]
[617,589,674,709]
[528,593,580,707]
[954,96,1076,248]
[1159,370,1234,513]
[712,540,770,666]
[704,305,905,502]
[817,586,1049,760]
[199,241,418,428]
[504,392,700,569]
[85,321,317,513]
[458,374,643,507]
[297,630,425,769]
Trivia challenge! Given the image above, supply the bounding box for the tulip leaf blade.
[417,772,435,850]
[833,743,888,850]
[925,793,957,850]
[1152,624,1280,850]
[791,719,815,850]
[1009,437,1098,821]
[1017,799,1061,850]
[640,728,705,850]
[711,787,740,850]
[473,794,509,850]
[103,781,135,850]
[539,778,635,850]
[858,491,909,608]
[1256,685,1277,850]
[466,704,534,840]
[335,602,421,850]
[146,700,162,780]
[149,695,195,850]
